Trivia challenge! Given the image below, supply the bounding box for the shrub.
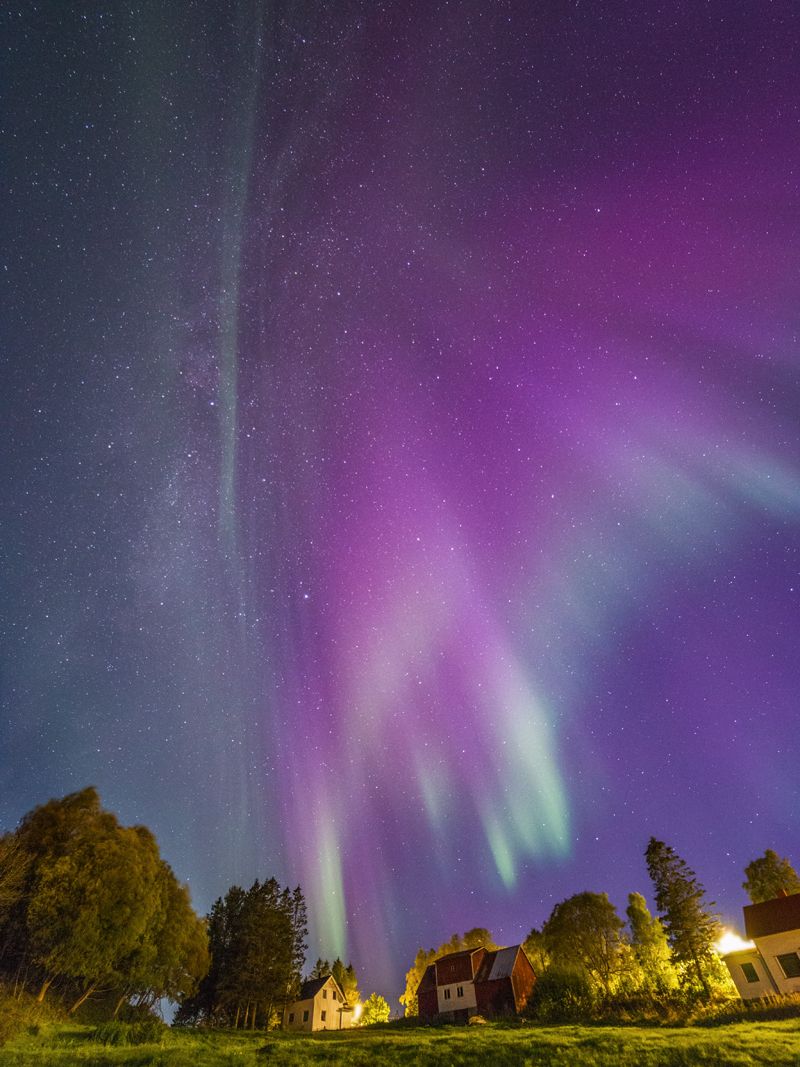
[0,985,62,1046]
[91,1019,169,1046]
[528,968,595,1022]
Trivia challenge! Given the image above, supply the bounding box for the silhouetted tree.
[743,850,800,904]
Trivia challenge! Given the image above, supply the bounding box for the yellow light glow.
[716,928,755,955]
[353,1002,363,1022]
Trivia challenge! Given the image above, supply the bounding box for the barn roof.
[486,945,519,980]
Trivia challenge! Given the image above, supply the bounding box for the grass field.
[2,1020,800,1066]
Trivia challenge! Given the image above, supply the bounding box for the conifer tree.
[743,850,800,903]
[645,838,721,997]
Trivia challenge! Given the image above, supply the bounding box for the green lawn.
[3,1020,800,1067]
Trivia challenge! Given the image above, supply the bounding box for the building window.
[332,990,337,1000]
[443,988,451,1000]
[321,1011,326,1021]
[289,1013,294,1023]
[323,989,327,998]
[741,962,759,983]
[303,1010,309,1022]
[457,985,464,997]
[777,953,800,978]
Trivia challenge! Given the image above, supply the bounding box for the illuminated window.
[457,986,464,997]
[741,963,759,983]
[321,1010,327,1021]
[777,953,800,978]
[443,988,451,1000]
[303,1010,309,1022]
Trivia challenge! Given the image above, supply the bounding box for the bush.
[91,1019,169,1046]
[0,985,62,1046]
[528,968,595,1022]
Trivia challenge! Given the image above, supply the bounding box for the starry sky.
[2,1,800,1002]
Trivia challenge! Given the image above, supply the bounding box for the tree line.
[401,839,800,1018]
[0,788,319,1027]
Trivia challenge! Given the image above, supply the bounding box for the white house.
[723,891,800,999]
[282,974,354,1032]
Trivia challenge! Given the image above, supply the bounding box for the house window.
[332,990,337,1000]
[777,953,800,978]
[289,1013,295,1023]
[303,1010,309,1022]
[741,962,759,983]
[323,989,327,998]
[321,1010,327,1021]
[457,985,464,997]
[443,988,451,1000]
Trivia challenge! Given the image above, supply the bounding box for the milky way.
[3,1,800,998]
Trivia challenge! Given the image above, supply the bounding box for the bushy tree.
[626,892,678,994]
[523,927,549,973]
[0,787,208,1015]
[542,892,625,997]
[743,850,800,904]
[645,838,722,997]
[361,992,390,1024]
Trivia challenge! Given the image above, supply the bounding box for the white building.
[282,974,354,1032]
[723,891,800,999]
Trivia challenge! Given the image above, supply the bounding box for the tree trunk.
[69,983,97,1014]
[234,1004,240,1029]
[113,992,128,1018]
[37,976,54,1003]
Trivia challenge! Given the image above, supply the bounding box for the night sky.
[3,1,800,1002]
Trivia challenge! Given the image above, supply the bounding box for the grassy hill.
[2,1020,800,1066]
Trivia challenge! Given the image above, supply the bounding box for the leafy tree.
[28,823,160,1010]
[0,834,29,918]
[462,928,497,950]
[361,992,390,1024]
[399,947,435,1016]
[626,892,678,994]
[523,927,550,973]
[309,958,331,980]
[743,850,800,904]
[645,838,722,997]
[542,892,625,997]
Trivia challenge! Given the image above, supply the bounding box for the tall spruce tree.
[645,838,721,997]
[743,850,800,903]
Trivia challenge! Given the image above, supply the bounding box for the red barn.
[416,944,536,1022]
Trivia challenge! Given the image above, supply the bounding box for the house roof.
[744,893,800,940]
[296,974,348,1004]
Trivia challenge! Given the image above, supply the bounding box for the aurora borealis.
[3,1,800,1000]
